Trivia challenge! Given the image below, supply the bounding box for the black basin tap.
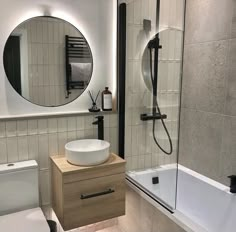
[228,175,236,193]
[92,116,104,140]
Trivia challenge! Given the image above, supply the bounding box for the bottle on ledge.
[101,87,112,111]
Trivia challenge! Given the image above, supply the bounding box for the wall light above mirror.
[3,16,93,107]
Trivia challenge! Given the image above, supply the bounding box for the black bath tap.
[228,175,236,193]
[92,116,104,140]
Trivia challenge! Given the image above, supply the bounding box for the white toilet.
[0,160,50,232]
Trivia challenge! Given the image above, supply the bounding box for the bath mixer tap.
[228,175,236,193]
[92,116,104,140]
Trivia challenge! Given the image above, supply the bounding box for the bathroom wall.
[15,17,84,106]
[0,113,118,206]
[0,0,117,117]
[179,0,236,185]
[0,0,118,208]
[123,0,185,170]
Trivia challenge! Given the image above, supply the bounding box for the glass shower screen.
[124,0,185,211]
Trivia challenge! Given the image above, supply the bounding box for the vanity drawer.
[63,173,125,230]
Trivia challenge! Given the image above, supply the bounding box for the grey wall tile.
[181,46,198,109]
[225,39,236,116]
[230,1,236,38]
[185,0,233,44]
[179,109,223,180]
[182,41,228,114]
[180,0,236,186]
[179,109,198,168]
[219,116,236,185]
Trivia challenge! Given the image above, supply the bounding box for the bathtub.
[126,164,236,232]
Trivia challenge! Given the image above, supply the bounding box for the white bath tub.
[127,164,235,232]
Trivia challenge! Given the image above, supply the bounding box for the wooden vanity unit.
[51,153,126,230]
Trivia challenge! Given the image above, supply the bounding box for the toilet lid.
[0,207,50,232]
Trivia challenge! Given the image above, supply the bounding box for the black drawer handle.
[80,188,115,199]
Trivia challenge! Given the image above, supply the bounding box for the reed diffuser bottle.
[101,87,112,111]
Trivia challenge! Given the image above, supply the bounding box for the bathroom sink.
[65,139,110,166]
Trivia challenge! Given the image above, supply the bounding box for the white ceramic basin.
[65,139,110,166]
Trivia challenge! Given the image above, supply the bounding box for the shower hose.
[149,48,173,155]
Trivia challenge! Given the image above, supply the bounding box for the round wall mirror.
[3,16,93,107]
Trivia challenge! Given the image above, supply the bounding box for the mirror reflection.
[3,16,93,107]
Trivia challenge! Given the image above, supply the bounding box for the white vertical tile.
[17,136,28,161]
[134,0,142,24]
[57,117,67,132]
[132,26,142,60]
[38,134,49,169]
[53,21,59,44]
[38,119,48,134]
[103,115,110,128]
[58,132,67,156]
[7,137,18,162]
[149,0,157,30]
[84,116,94,130]
[38,65,44,86]
[27,119,38,135]
[30,20,37,43]
[144,154,152,168]
[127,26,134,60]
[42,21,48,43]
[48,133,58,156]
[125,126,132,156]
[67,131,77,142]
[168,30,176,60]
[67,117,76,131]
[39,170,51,206]
[126,157,132,171]
[138,155,145,169]
[43,65,50,86]
[6,121,17,137]
[169,0,177,28]
[44,86,50,106]
[38,86,45,105]
[17,120,28,136]
[76,130,85,140]
[49,65,55,86]
[109,127,118,154]
[127,2,134,24]
[48,21,54,44]
[131,156,138,170]
[176,0,185,30]
[131,126,139,156]
[28,135,39,161]
[0,138,7,164]
[37,44,43,65]
[142,0,149,20]
[84,129,95,139]
[48,118,58,133]
[104,128,110,143]
[36,20,43,43]
[109,114,118,128]
[132,61,141,93]
[175,31,183,60]
[0,122,6,138]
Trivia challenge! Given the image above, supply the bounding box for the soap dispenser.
[101,87,112,111]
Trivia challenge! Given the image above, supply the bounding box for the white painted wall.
[0,0,117,118]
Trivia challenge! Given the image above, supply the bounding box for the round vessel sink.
[65,139,110,166]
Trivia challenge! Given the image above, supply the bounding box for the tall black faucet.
[228,175,236,193]
[92,116,104,140]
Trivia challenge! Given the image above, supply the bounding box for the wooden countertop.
[50,153,126,176]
